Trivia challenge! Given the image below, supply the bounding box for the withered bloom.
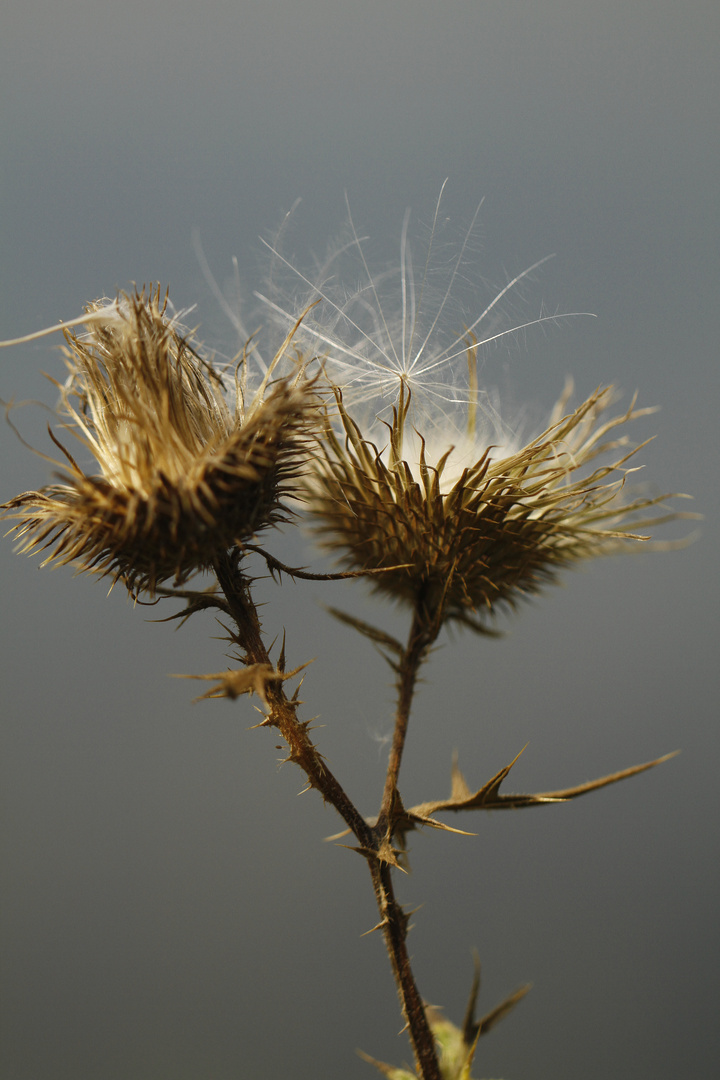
[309,380,687,632]
[2,287,318,594]
[265,195,691,633]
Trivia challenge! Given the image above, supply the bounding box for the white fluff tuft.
[256,183,591,459]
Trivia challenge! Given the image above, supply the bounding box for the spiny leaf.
[357,1049,416,1079]
[325,606,405,658]
[461,954,532,1044]
[244,542,411,582]
[402,748,679,831]
[343,838,408,873]
[176,659,311,704]
[327,750,678,850]
[474,983,532,1039]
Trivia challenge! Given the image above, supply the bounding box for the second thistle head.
[308,382,683,634]
[263,191,691,634]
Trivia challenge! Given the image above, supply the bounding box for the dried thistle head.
[2,287,319,594]
[308,379,690,633]
[261,191,692,633]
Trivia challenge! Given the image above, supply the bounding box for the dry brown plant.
[1,272,695,1080]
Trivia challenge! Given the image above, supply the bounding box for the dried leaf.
[357,1049,416,1079]
[177,659,311,704]
[343,837,408,873]
[474,984,532,1039]
[403,749,679,831]
[325,606,405,661]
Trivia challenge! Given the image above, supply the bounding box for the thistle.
[1,286,319,595]
[264,191,691,636]
[308,379,683,635]
[1,201,694,1080]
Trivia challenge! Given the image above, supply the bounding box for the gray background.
[1,2,717,1078]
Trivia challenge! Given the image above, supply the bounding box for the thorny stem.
[212,550,441,1080]
[213,550,371,845]
[369,859,441,1080]
[377,606,436,836]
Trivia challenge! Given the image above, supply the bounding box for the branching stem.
[212,551,441,1080]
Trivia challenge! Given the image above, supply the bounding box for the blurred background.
[1,2,717,1078]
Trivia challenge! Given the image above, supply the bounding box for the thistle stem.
[369,860,442,1080]
[212,550,441,1080]
[377,606,436,835]
[213,550,371,844]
